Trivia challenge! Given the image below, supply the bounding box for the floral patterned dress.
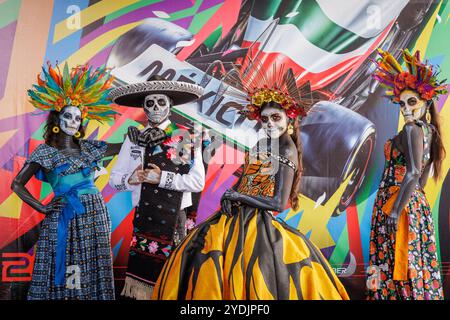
[366,134,443,300]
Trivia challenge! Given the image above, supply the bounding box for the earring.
[74,131,81,139]
[426,110,431,123]
[52,126,60,133]
[287,123,294,135]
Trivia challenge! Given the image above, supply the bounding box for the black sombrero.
[109,75,204,107]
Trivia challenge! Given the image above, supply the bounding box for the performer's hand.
[143,163,161,184]
[127,126,140,145]
[42,196,65,214]
[387,211,399,234]
[220,189,237,216]
[128,165,146,185]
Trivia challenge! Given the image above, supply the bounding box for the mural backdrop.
[0,0,449,300]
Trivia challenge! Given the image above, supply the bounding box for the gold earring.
[287,123,294,135]
[74,131,81,138]
[426,110,431,123]
[52,126,60,133]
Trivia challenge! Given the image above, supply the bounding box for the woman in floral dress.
[366,49,447,300]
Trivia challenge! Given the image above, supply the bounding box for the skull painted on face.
[59,106,82,136]
[399,90,427,123]
[144,94,171,125]
[260,105,289,139]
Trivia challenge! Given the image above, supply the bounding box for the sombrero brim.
[109,80,204,107]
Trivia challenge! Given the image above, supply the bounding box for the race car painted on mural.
[106,0,437,215]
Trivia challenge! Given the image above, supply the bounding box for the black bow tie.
[137,127,167,148]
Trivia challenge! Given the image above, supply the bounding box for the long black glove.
[11,162,65,214]
[221,159,295,214]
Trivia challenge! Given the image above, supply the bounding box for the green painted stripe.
[329,224,349,266]
[0,0,22,29]
[188,2,222,34]
[166,0,203,22]
[203,25,222,49]
[250,0,371,54]
[104,0,163,23]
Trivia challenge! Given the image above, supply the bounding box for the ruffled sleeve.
[80,139,108,162]
[25,144,56,171]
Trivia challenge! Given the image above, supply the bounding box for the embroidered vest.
[135,133,192,241]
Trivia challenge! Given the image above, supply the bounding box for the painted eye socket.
[75,116,82,122]
[145,99,155,108]
[407,97,417,106]
[271,114,282,122]
[261,116,269,123]
[63,113,73,119]
[157,99,166,106]
[399,101,406,107]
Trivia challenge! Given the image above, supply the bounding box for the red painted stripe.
[346,202,364,269]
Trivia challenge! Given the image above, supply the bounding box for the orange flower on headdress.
[372,48,448,103]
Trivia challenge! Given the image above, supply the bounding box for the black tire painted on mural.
[300,101,376,216]
[106,18,193,70]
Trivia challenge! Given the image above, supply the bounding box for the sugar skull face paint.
[260,105,288,139]
[399,90,427,123]
[59,106,82,136]
[144,94,171,124]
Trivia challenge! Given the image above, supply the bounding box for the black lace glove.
[41,196,65,215]
[127,126,140,145]
[220,189,239,216]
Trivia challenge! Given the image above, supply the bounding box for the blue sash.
[49,167,99,286]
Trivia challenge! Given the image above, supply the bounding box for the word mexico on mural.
[0,0,449,299]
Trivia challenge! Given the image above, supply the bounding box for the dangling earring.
[52,126,60,133]
[74,131,81,139]
[287,122,294,135]
[426,109,432,123]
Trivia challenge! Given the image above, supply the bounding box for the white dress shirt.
[109,120,205,209]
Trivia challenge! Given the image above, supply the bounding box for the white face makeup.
[260,105,289,139]
[399,90,427,123]
[144,94,171,125]
[59,106,82,136]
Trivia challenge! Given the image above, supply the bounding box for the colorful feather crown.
[209,58,327,121]
[28,62,119,121]
[373,48,448,103]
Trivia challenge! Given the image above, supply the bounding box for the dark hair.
[289,117,302,211]
[429,100,446,181]
[43,107,86,147]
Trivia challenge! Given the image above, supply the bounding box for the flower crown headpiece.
[28,62,119,121]
[372,48,448,103]
[208,58,327,121]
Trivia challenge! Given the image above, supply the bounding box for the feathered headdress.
[28,62,119,121]
[210,57,327,121]
[372,48,448,103]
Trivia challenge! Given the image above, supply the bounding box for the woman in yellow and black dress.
[152,65,349,300]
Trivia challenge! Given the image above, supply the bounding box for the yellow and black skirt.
[152,206,349,300]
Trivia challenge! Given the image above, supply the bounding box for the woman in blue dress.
[11,62,127,300]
